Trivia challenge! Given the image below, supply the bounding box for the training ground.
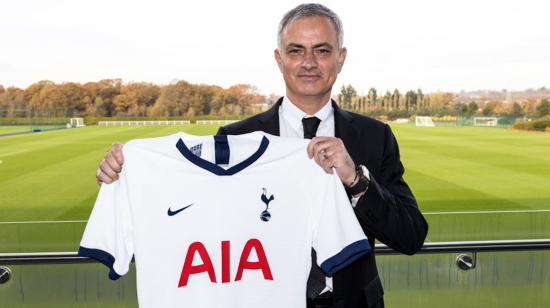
[0,124,549,307]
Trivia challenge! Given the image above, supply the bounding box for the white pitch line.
[0,220,87,224]
[424,209,550,215]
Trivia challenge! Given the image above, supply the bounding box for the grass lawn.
[1,124,549,307]
[0,125,33,135]
[1,124,549,251]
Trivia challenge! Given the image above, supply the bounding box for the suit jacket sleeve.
[354,124,428,255]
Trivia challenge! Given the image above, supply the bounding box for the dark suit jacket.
[218,98,428,308]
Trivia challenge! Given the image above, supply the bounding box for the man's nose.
[301,50,318,69]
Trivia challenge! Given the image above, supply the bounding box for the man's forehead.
[284,15,335,31]
[281,16,338,45]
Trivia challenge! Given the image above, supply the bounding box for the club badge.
[260,188,275,222]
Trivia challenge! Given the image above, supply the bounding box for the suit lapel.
[256,98,359,145]
[256,98,282,136]
[333,100,360,159]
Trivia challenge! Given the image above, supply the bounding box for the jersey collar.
[176,134,269,176]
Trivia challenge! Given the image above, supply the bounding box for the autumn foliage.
[0,79,265,118]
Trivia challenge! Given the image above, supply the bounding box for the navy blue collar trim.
[176,135,269,176]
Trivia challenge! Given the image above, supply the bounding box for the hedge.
[513,119,550,131]
[0,116,248,126]
[0,118,69,125]
[83,115,247,125]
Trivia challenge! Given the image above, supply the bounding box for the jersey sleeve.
[312,172,372,277]
[78,167,134,280]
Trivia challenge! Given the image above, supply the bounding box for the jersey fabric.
[79,131,371,308]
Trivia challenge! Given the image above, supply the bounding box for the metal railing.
[1,239,549,265]
[1,239,550,307]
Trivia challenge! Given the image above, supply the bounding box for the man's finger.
[96,168,115,185]
[311,145,322,166]
[105,152,122,173]
[323,160,334,174]
[307,139,322,158]
[99,159,119,181]
[307,137,332,157]
[112,143,125,165]
[96,169,103,186]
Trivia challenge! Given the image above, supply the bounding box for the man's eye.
[288,49,302,55]
[317,49,331,55]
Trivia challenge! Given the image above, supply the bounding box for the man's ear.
[274,49,283,73]
[337,47,347,73]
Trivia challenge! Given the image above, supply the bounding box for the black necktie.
[303,116,327,299]
[302,117,321,139]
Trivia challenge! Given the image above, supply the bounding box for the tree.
[536,99,550,118]
[122,82,161,116]
[481,102,495,116]
[367,87,377,110]
[454,103,468,115]
[59,82,87,116]
[113,94,133,115]
[391,89,401,111]
[429,92,454,113]
[382,91,391,111]
[92,96,107,117]
[149,80,192,117]
[523,98,538,116]
[97,79,122,116]
[405,90,417,111]
[511,102,523,117]
[467,101,479,116]
[0,87,25,117]
[339,84,357,110]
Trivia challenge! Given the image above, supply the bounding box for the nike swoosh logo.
[167,203,194,216]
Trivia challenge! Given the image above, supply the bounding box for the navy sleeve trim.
[78,246,122,280]
[319,239,372,277]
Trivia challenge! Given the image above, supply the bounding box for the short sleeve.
[78,167,134,280]
[312,173,372,277]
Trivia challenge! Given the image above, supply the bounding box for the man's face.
[275,16,347,104]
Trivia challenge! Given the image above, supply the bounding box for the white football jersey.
[79,131,371,308]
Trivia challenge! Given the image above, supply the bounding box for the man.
[97,3,428,308]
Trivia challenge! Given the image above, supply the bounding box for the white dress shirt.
[278,96,335,138]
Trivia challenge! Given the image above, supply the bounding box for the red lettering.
[178,239,273,287]
[235,239,273,281]
[221,240,230,283]
[178,242,216,287]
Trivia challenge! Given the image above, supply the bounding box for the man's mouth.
[298,74,321,81]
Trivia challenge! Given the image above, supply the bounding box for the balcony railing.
[2,239,550,264]
[1,239,550,307]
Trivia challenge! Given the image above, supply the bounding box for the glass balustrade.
[1,245,549,307]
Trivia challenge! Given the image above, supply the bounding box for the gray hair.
[278,3,344,49]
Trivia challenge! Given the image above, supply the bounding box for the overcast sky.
[1,0,549,95]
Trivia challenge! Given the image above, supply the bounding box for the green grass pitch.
[0,125,34,135]
[0,124,549,252]
[1,124,549,307]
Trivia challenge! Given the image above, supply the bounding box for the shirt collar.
[281,96,333,133]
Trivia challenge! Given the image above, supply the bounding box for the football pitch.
[0,124,549,252]
[1,124,549,307]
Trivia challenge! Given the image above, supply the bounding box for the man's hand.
[96,144,124,185]
[306,137,356,186]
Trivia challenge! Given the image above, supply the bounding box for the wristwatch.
[346,164,370,196]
